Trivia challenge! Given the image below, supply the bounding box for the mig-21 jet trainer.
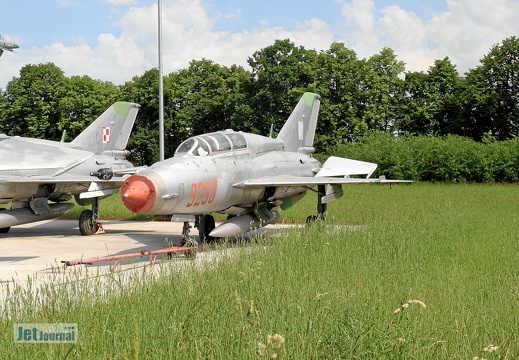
[0,102,140,235]
[121,93,410,241]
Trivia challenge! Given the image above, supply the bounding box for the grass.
[2,183,519,358]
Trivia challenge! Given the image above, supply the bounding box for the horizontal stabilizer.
[315,156,377,179]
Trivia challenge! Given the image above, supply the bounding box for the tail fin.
[276,92,320,154]
[71,102,140,156]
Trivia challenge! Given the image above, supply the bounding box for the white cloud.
[115,0,334,74]
[336,0,519,73]
[2,0,519,90]
[105,0,138,5]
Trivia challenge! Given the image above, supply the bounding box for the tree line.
[1,36,518,169]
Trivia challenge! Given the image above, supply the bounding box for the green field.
[2,183,519,358]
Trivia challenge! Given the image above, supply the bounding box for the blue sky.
[1,0,518,89]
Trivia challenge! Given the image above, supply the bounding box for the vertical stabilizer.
[276,92,320,154]
[71,102,140,155]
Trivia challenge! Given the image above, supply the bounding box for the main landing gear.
[179,214,216,245]
[306,184,327,224]
[79,197,105,236]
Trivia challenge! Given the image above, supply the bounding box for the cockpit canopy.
[175,131,247,157]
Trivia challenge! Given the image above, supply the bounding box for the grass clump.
[2,183,519,358]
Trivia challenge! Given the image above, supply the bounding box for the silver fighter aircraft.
[121,93,409,241]
[0,35,19,57]
[0,102,140,235]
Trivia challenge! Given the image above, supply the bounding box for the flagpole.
[158,0,165,161]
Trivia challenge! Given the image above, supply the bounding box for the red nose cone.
[121,175,156,213]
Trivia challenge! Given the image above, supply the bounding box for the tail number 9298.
[186,180,218,207]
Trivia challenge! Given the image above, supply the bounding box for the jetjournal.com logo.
[14,323,78,343]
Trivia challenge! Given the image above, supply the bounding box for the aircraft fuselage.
[122,146,320,216]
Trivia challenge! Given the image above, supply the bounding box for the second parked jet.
[0,102,140,235]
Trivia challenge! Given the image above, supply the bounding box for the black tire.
[198,214,216,242]
[79,209,95,236]
[306,215,318,224]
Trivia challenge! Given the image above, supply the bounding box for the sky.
[1,0,518,90]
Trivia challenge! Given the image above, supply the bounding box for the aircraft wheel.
[306,215,318,224]
[199,214,216,242]
[79,209,95,236]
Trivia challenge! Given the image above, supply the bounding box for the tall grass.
[2,183,519,358]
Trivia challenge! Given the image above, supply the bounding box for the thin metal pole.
[158,0,165,161]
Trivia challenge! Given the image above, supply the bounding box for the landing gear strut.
[180,214,216,244]
[306,185,327,224]
[79,197,105,235]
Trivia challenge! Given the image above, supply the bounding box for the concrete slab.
[0,219,188,284]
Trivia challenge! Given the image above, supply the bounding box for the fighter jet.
[0,35,19,57]
[121,93,409,241]
[0,102,140,235]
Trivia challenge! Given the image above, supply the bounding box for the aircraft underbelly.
[0,183,39,202]
[52,183,91,199]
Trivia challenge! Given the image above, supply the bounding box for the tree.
[313,42,364,149]
[58,75,120,140]
[458,36,519,140]
[244,39,318,136]
[120,68,161,165]
[360,48,406,134]
[120,60,250,165]
[401,58,462,136]
[0,63,66,139]
[167,59,250,154]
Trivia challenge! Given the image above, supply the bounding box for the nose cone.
[13,43,19,49]
[121,175,156,213]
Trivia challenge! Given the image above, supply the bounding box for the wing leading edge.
[234,175,410,188]
[234,155,411,188]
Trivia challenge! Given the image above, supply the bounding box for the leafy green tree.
[58,75,120,140]
[427,58,463,135]
[167,59,250,153]
[401,58,462,136]
[360,48,406,133]
[0,89,7,116]
[120,68,161,165]
[313,42,364,149]
[459,36,519,140]
[243,39,318,136]
[169,59,248,136]
[0,63,66,139]
[400,70,431,134]
[121,60,250,165]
